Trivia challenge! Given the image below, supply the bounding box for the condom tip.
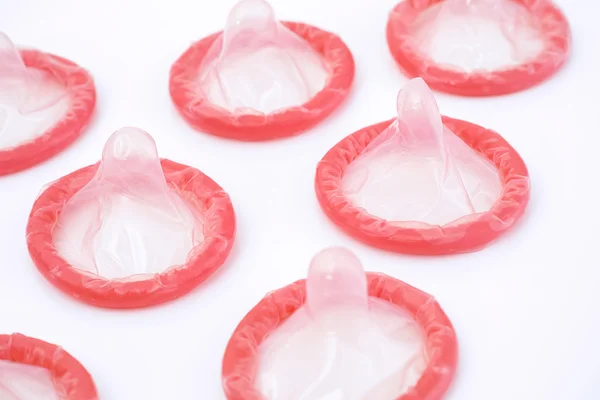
[227,0,276,28]
[306,247,368,317]
[103,127,159,162]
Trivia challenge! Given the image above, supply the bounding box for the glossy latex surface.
[409,0,545,72]
[342,78,501,226]
[196,0,329,114]
[257,248,427,399]
[386,0,571,95]
[0,32,69,150]
[53,127,204,280]
[0,361,59,400]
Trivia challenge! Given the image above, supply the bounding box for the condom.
[26,127,235,308]
[0,32,95,175]
[0,333,97,400]
[315,78,529,255]
[223,247,457,399]
[386,0,570,96]
[169,0,354,141]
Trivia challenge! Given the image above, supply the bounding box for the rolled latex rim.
[0,333,98,399]
[222,273,458,400]
[26,159,236,309]
[0,50,96,175]
[315,117,530,255]
[386,0,571,96]
[169,22,355,141]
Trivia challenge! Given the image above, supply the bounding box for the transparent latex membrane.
[409,0,545,72]
[257,248,426,400]
[0,32,69,149]
[196,0,329,114]
[342,78,501,226]
[52,127,204,280]
[0,360,60,400]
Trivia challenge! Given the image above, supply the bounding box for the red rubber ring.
[386,0,571,96]
[222,273,458,400]
[26,159,236,309]
[315,116,530,255]
[169,22,355,141]
[0,333,97,399]
[0,50,96,175]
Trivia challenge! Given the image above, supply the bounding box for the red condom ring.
[386,0,571,96]
[222,248,458,400]
[0,333,98,399]
[169,0,354,141]
[26,128,236,309]
[0,36,96,175]
[315,80,530,255]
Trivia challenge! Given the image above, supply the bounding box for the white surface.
[0,0,598,399]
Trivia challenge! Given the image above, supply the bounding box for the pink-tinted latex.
[256,247,427,399]
[195,0,329,114]
[407,0,545,72]
[342,78,501,226]
[52,127,204,280]
[0,32,69,150]
[0,361,59,400]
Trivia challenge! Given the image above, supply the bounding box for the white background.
[0,0,598,399]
